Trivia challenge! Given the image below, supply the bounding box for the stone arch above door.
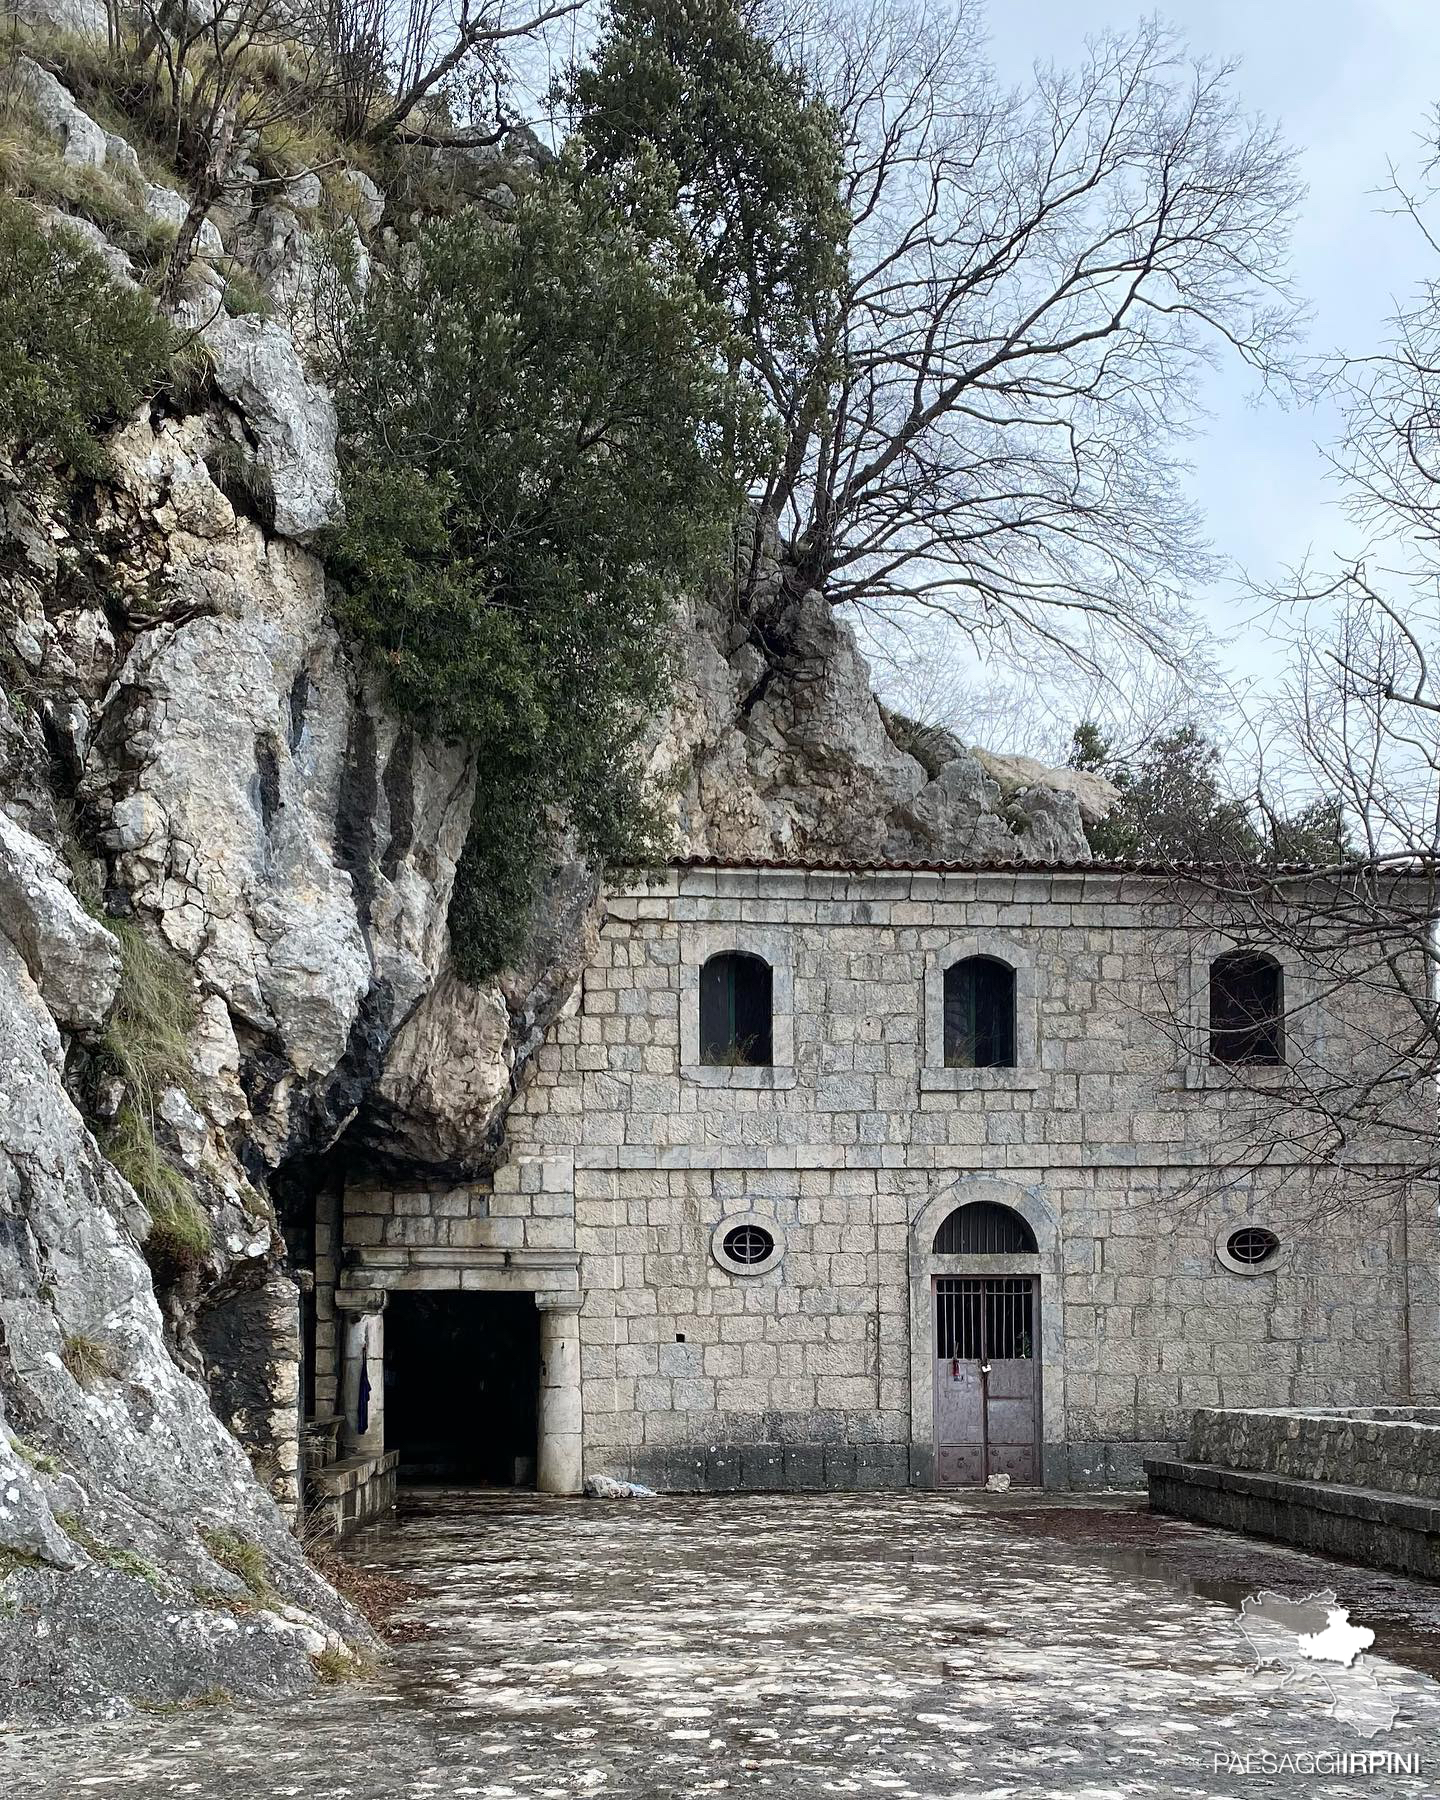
[911,1174,1057,1262]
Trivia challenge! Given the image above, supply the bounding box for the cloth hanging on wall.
[356,1324,371,1434]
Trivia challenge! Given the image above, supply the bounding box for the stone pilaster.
[536,1293,584,1494]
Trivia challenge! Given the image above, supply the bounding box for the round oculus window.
[723,1223,775,1265]
[1225,1226,1280,1268]
[711,1212,784,1275]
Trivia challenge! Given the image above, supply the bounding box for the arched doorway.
[913,1186,1049,1488]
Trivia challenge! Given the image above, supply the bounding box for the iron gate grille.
[935,1276,1034,1361]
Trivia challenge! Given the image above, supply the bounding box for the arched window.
[1210,950,1284,1066]
[933,1201,1038,1254]
[943,956,1016,1068]
[699,952,773,1066]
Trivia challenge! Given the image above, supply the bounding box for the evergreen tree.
[325,160,768,976]
[1070,722,1347,865]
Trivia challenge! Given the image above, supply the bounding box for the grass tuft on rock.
[200,1527,276,1605]
[9,1435,60,1476]
[97,918,211,1269]
[60,1331,119,1388]
[311,1643,375,1684]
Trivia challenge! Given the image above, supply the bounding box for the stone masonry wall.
[342,865,1438,1489]
[1186,1406,1440,1499]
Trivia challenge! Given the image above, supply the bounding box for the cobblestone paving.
[5,1490,1440,1798]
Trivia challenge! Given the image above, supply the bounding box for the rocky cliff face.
[0,48,1111,1724]
[0,700,367,1722]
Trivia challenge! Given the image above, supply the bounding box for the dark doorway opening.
[384,1291,540,1485]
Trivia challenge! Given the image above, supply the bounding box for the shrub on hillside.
[0,195,171,476]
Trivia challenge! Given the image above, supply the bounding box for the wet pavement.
[5,1488,1440,1797]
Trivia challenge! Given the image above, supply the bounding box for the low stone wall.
[1187,1406,1440,1500]
[307,1449,399,1540]
[1147,1405,1440,1579]
[1147,1457,1440,1580]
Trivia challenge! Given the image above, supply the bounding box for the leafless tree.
[863,607,1234,764]
[113,0,332,300]
[324,0,585,146]
[738,1,1304,686]
[1127,119,1440,1212]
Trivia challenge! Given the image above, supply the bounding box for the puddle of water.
[1007,1520,1440,1687]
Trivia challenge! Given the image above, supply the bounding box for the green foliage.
[216,259,273,318]
[567,0,848,415]
[0,195,171,476]
[325,161,767,977]
[98,918,211,1268]
[200,1528,275,1604]
[1070,722,1350,865]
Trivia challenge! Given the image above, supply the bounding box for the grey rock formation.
[366,851,600,1174]
[78,414,471,1168]
[662,586,1101,866]
[11,0,105,32]
[973,749,1117,832]
[0,811,119,1032]
[203,316,341,541]
[337,166,385,232]
[39,207,136,287]
[16,57,106,167]
[0,937,369,1724]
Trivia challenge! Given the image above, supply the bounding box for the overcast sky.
[983,2,1440,702]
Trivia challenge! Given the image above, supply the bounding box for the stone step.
[1146,1456,1440,1580]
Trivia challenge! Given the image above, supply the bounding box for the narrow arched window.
[943,956,1016,1068]
[1210,950,1284,1066]
[700,952,773,1066]
[933,1201,1037,1254]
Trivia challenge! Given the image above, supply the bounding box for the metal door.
[933,1276,1039,1486]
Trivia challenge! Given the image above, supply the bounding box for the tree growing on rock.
[571,0,1304,679]
[1068,721,1346,866]
[323,157,769,976]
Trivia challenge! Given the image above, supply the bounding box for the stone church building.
[310,858,1436,1515]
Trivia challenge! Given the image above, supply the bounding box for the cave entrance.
[383,1291,540,1486]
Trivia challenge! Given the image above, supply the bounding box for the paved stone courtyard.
[5,1491,1440,1797]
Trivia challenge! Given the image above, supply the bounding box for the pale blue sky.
[985,2,1439,696]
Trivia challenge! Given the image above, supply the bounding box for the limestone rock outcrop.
[46,410,475,1174]
[202,317,341,541]
[0,934,368,1723]
[663,585,1104,866]
[0,809,119,1031]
